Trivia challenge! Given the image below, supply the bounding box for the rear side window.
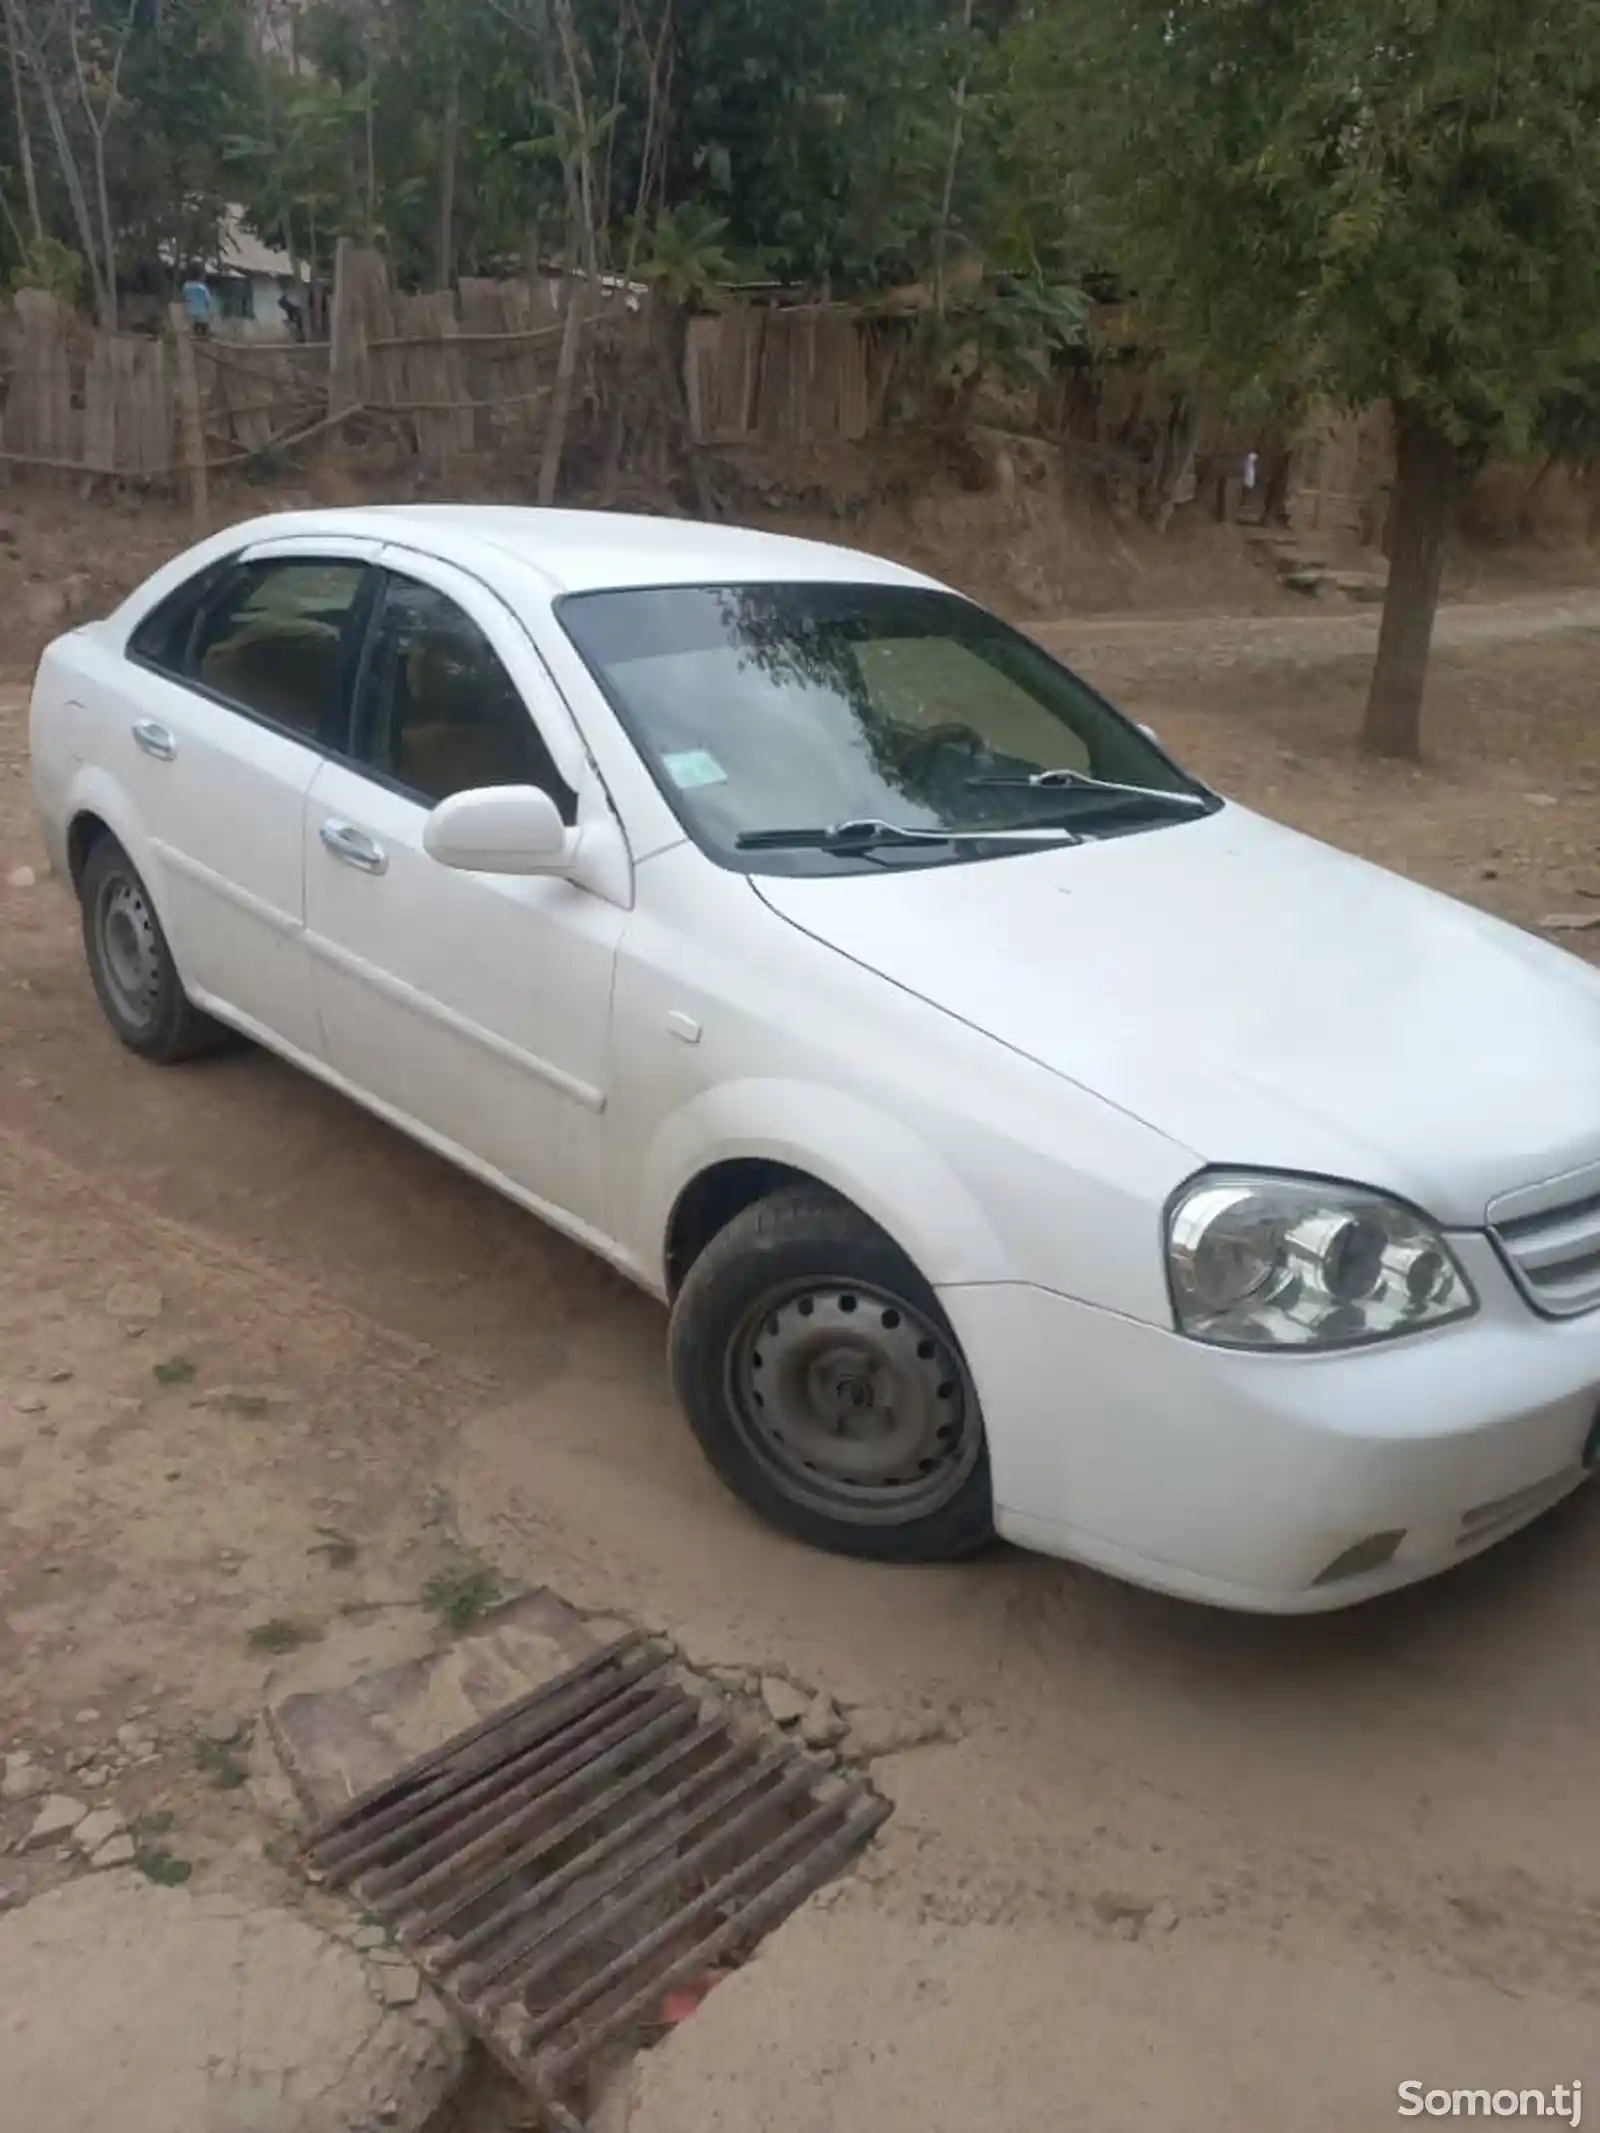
[352,574,576,818]
[127,561,230,673]
[187,559,369,742]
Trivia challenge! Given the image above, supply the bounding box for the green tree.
[1008,0,1600,757]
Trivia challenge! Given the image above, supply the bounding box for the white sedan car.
[28,506,1600,1610]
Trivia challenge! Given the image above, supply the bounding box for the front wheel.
[668,1184,994,1561]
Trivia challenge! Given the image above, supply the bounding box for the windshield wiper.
[969,767,1210,812]
[735,816,1083,853]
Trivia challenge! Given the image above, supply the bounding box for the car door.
[114,537,379,1059]
[303,552,628,1241]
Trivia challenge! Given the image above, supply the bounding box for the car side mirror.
[422,784,578,877]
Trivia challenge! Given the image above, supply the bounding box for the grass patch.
[245,1616,321,1655]
[308,1524,358,1569]
[218,1392,269,1421]
[136,1845,193,1886]
[192,1735,250,1789]
[152,1355,197,1386]
[422,1557,502,1635]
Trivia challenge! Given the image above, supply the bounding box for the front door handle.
[319,819,388,876]
[132,718,176,762]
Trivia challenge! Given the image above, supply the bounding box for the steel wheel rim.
[725,1278,980,1525]
[94,870,162,1029]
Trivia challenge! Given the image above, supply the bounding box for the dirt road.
[3,599,1599,2128]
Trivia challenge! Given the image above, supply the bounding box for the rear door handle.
[319,818,388,876]
[132,718,176,762]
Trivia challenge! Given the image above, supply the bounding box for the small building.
[209,213,310,342]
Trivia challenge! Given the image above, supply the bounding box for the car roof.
[250,505,944,599]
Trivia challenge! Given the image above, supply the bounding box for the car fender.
[639,1076,1014,1295]
[60,763,182,946]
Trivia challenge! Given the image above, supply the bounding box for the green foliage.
[136,1845,194,1885]
[1007,0,1600,450]
[636,202,736,306]
[192,1734,251,1788]
[246,1615,321,1653]
[3,0,1086,307]
[7,235,86,300]
[422,1555,502,1634]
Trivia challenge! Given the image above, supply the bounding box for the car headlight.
[1166,1174,1477,1350]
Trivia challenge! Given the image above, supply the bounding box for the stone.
[843,1706,941,1761]
[1540,912,1600,933]
[73,1709,100,1726]
[89,1834,136,1870]
[1149,1899,1180,1935]
[0,1881,22,1914]
[13,1393,45,1413]
[73,1808,126,1855]
[114,1725,156,1757]
[22,1797,87,1850]
[6,866,36,891]
[201,1711,247,1747]
[759,1676,810,1728]
[2,1756,49,1804]
[0,1877,466,2132]
[376,1962,422,2007]
[78,1767,110,1791]
[798,1694,847,1751]
[350,1923,387,1950]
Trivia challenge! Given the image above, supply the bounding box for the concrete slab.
[0,1873,466,2133]
[623,1908,1600,2133]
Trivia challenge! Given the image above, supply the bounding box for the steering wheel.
[893,721,991,775]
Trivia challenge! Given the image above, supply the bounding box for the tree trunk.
[932,0,977,316]
[7,25,41,242]
[92,131,119,331]
[538,278,586,504]
[6,0,108,321]
[1361,406,1465,759]
[434,65,459,291]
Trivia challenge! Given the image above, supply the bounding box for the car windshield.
[557,581,1216,875]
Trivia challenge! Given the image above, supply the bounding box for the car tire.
[668,1183,994,1561]
[79,836,227,1064]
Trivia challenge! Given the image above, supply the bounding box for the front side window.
[353,576,575,819]
[559,581,1214,874]
[186,558,368,741]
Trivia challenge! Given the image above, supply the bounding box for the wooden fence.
[0,248,910,525]
[0,246,603,503]
[682,305,906,446]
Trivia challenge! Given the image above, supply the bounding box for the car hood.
[753,805,1600,1225]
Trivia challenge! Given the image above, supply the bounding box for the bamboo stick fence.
[0,244,906,528]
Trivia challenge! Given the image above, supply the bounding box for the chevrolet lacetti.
[27,507,1600,1609]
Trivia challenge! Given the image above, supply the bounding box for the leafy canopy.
[1005,0,1600,445]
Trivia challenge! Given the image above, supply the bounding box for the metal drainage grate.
[302,1632,889,2117]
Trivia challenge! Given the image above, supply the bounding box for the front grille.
[1487,1162,1600,1318]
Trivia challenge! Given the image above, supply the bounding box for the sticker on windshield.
[663,748,728,791]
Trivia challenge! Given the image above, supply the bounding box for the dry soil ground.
[1,498,1598,2131]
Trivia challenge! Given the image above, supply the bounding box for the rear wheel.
[79,836,226,1063]
[668,1184,993,1560]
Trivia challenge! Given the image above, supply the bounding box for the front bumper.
[940,1235,1600,1612]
